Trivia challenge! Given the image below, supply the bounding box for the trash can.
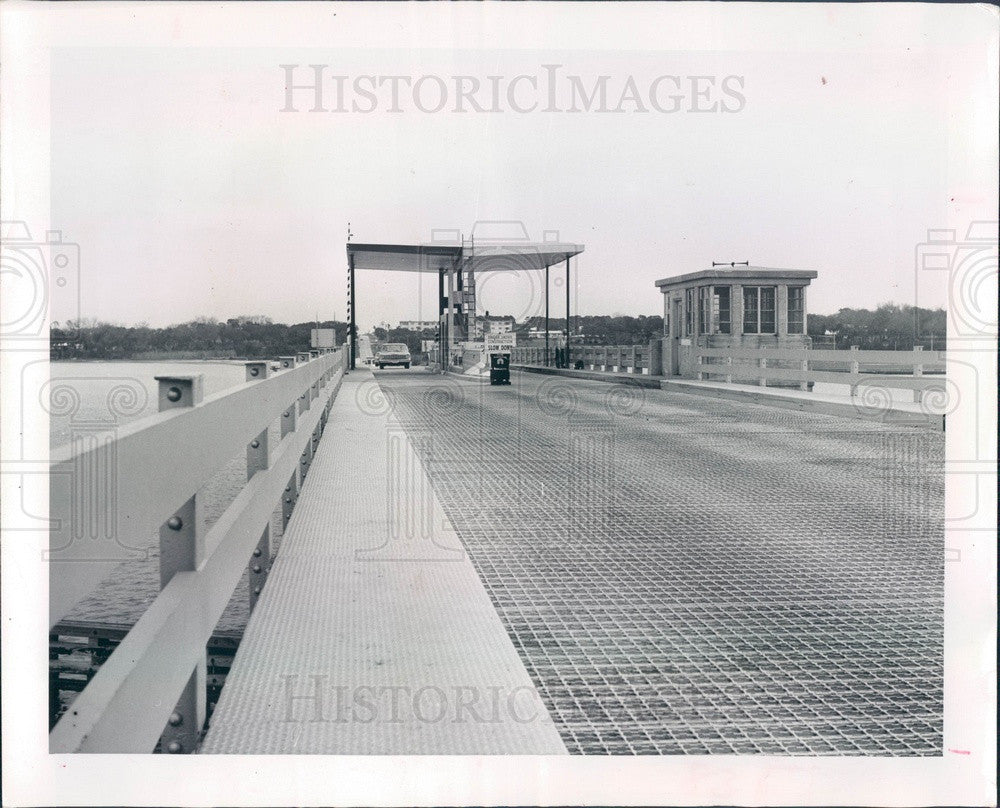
[489,352,510,385]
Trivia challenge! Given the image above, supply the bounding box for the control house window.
[713,286,731,335]
[697,285,732,335]
[698,287,712,335]
[743,286,776,334]
[787,286,804,334]
[685,288,695,336]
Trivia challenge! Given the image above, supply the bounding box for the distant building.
[525,328,566,341]
[472,314,516,339]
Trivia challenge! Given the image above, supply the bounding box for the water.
[51,361,284,633]
[49,361,248,448]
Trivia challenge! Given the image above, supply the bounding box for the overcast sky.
[46,5,997,332]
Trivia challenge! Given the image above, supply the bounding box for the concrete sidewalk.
[201,370,566,754]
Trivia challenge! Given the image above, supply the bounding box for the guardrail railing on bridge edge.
[692,345,946,403]
[512,343,659,375]
[48,346,347,753]
[512,343,947,405]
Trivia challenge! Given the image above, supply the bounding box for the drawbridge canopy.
[347,241,584,273]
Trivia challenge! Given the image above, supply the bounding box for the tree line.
[806,304,947,350]
[51,317,349,360]
[50,304,946,360]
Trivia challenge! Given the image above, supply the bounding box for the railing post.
[799,356,809,391]
[244,363,271,481]
[849,345,860,397]
[246,429,269,480]
[160,665,206,755]
[300,442,312,479]
[154,375,206,754]
[282,472,298,530]
[696,353,704,381]
[248,525,270,612]
[649,339,662,376]
[281,402,298,438]
[244,361,269,383]
[758,356,768,387]
[156,374,204,412]
[726,355,733,384]
[913,345,924,403]
[300,386,315,476]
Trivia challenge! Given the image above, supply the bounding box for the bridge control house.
[655,267,818,378]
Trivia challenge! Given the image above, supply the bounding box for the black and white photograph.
[0,2,996,806]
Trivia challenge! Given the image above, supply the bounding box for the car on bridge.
[375,343,411,369]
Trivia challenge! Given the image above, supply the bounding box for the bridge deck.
[201,371,567,754]
[205,368,943,756]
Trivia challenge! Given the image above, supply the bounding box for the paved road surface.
[373,368,943,755]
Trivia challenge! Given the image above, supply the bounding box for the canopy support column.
[348,253,356,371]
[544,265,550,367]
[565,255,571,368]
